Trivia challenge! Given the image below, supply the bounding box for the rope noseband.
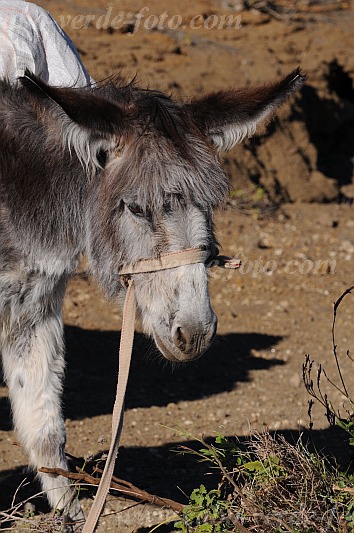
[82,248,240,533]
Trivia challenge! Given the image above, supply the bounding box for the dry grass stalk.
[39,466,184,513]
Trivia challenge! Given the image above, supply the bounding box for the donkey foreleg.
[1,310,84,526]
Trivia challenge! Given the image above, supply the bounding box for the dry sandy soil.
[1,0,354,531]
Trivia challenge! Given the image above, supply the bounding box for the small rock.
[221,0,245,11]
[120,22,135,34]
[340,240,354,255]
[172,46,182,55]
[308,171,339,202]
[341,183,354,199]
[290,373,301,388]
[257,233,273,249]
[297,418,308,429]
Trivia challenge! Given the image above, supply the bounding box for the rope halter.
[82,248,240,533]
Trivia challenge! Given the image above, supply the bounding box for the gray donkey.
[0,67,305,523]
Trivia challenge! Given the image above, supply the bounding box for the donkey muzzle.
[154,313,217,362]
[172,318,217,357]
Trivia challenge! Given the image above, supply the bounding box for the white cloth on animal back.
[0,0,92,87]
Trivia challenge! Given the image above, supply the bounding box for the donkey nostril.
[173,326,187,352]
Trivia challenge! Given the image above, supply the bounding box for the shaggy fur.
[0,69,305,523]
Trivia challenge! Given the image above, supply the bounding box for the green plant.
[227,185,277,218]
[175,485,231,533]
[172,430,354,532]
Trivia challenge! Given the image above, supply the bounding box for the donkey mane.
[97,78,208,157]
[91,80,230,212]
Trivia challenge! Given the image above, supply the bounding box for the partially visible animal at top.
[0,0,92,86]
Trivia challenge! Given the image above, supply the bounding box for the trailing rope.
[82,248,240,533]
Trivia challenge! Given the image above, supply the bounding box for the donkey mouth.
[154,333,201,363]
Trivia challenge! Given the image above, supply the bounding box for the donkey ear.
[187,68,306,152]
[19,71,128,136]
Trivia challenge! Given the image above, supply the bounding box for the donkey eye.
[127,203,145,217]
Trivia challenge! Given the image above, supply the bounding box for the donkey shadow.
[62,326,284,420]
[1,326,283,427]
[0,424,352,520]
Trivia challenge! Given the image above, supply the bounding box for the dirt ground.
[1,0,354,531]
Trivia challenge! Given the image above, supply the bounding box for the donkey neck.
[0,85,93,275]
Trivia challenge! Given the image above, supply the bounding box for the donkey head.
[21,69,305,362]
